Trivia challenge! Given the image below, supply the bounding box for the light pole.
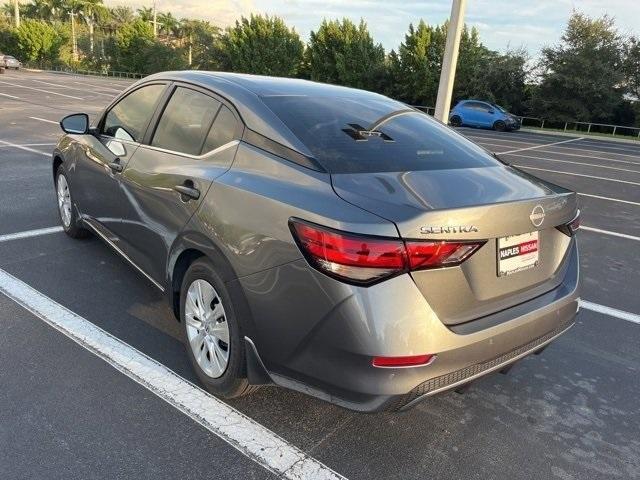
[434,0,467,123]
[152,1,159,37]
[13,0,20,28]
[69,11,78,62]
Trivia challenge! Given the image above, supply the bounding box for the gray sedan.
[52,71,580,412]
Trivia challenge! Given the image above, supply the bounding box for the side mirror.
[60,113,89,134]
[487,109,495,115]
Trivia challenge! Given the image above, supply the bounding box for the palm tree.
[24,0,64,21]
[77,0,107,54]
[137,6,152,23]
[158,11,179,37]
[110,5,133,25]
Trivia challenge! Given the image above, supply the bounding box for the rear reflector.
[290,219,484,285]
[372,354,436,368]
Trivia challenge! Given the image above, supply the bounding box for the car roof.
[139,71,402,159]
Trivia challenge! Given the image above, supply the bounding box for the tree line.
[1,2,639,128]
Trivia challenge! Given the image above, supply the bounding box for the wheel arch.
[53,152,64,179]
[167,231,256,338]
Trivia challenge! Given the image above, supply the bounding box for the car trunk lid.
[332,165,578,325]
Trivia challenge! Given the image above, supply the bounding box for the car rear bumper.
[239,239,579,412]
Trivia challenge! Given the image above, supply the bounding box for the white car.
[2,55,21,69]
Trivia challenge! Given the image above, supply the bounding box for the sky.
[105,0,640,56]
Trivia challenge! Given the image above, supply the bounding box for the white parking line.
[0,92,20,99]
[29,116,59,125]
[578,193,640,207]
[480,142,640,166]
[72,80,123,93]
[500,137,584,155]
[0,226,63,243]
[0,80,84,100]
[515,165,640,186]
[580,300,640,325]
[580,226,640,242]
[530,150,640,166]
[0,139,50,157]
[0,268,345,480]
[33,79,115,97]
[467,134,640,159]
[0,143,56,149]
[505,153,640,174]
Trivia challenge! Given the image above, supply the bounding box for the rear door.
[117,84,243,284]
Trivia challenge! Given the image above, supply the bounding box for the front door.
[74,82,167,241]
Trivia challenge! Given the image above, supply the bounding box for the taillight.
[568,210,580,232]
[405,241,482,270]
[290,219,484,285]
[372,354,436,368]
[557,210,580,236]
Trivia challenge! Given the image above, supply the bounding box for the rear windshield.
[261,95,501,174]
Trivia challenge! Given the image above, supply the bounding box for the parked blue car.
[449,100,520,131]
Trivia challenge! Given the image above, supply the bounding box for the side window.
[202,105,238,153]
[151,87,222,156]
[103,84,165,142]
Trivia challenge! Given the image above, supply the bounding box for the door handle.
[108,159,123,173]
[173,184,200,200]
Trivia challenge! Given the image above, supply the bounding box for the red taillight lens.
[557,210,580,236]
[290,219,484,285]
[405,241,483,270]
[372,354,436,368]
[568,210,580,233]
[290,221,406,284]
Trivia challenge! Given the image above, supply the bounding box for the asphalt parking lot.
[1,70,639,480]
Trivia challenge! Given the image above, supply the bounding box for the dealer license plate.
[497,231,539,277]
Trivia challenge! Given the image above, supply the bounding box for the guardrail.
[27,64,145,79]
[51,66,145,79]
[518,116,640,139]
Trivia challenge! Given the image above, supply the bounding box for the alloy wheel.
[184,279,230,378]
[57,174,72,228]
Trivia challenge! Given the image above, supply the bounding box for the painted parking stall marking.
[0,80,84,100]
[488,137,584,155]
[0,268,346,480]
[580,300,640,325]
[578,193,640,207]
[514,165,640,186]
[0,139,50,157]
[0,92,21,99]
[580,226,640,242]
[29,116,59,125]
[0,226,63,243]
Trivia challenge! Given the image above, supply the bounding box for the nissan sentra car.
[53,71,580,412]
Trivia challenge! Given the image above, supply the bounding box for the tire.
[55,165,90,239]
[180,258,258,398]
[450,115,462,127]
[493,120,507,132]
